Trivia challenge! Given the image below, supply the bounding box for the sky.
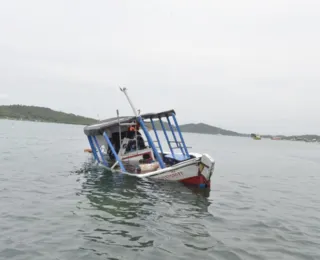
[0,0,319,135]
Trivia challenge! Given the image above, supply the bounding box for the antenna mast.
[119,87,139,117]
[120,87,139,153]
[119,86,165,169]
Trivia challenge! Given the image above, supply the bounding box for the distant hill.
[0,105,98,125]
[149,121,245,136]
[1,105,318,142]
[0,104,245,136]
[179,123,246,137]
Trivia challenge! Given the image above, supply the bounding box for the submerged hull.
[83,89,215,189]
[97,153,215,188]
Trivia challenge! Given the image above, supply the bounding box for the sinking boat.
[83,88,215,188]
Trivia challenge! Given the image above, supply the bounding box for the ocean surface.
[1,119,320,260]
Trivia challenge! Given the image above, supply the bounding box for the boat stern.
[180,153,215,188]
[199,153,215,186]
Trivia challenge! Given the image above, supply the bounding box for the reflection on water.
[3,120,320,259]
[73,160,213,259]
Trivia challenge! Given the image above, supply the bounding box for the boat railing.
[155,140,192,150]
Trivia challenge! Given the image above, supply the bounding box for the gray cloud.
[1,0,319,135]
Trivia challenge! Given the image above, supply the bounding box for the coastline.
[1,117,319,143]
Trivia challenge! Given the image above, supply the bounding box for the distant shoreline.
[0,117,90,126]
[1,105,319,143]
[2,117,319,143]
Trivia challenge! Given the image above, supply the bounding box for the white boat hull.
[98,152,215,188]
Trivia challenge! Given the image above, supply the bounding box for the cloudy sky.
[0,0,319,135]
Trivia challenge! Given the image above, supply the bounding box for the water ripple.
[1,120,320,259]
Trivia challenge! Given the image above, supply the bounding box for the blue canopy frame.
[84,110,190,172]
[141,111,191,162]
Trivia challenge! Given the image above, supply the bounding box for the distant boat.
[271,136,281,140]
[251,133,261,140]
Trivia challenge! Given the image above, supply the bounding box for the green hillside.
[0,105,244,136]
[1,105,318,142]
[150,121,244,136]
[0,105,98,125]
[179,123,246,136]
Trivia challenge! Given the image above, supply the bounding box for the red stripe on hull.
[180,175,211,187]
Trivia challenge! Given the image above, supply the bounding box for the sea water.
[1,119,320,260]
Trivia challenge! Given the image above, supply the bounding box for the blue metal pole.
[137,117,165,169]
[150,118,164,156]
[103,132,126,172]
[88,136,100,163]
[171,113,190,158]
[166,116,185,156]
[159,117,175,159]
[93,136,109,167]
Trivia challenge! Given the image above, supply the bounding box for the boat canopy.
[84,110,176,136]
[85,91,191,171]
[139,110,176,119]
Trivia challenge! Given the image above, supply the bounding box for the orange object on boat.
[84,148,92,153]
